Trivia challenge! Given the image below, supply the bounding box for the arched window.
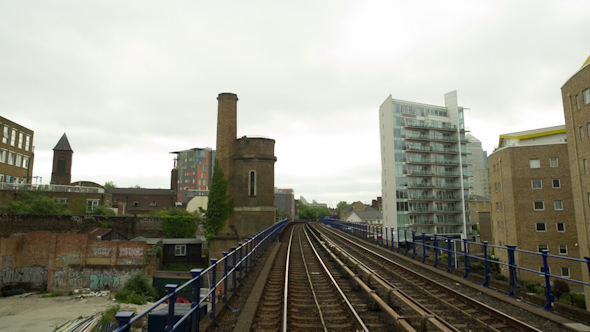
[57,158,66,173]
[249,171,256,196]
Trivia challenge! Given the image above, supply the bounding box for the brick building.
[488,126,581,282]
[210,93,276,258]
[107,187,176,215]
[562,54,590,308]
[51,133,73,185]
[0,116,33,185]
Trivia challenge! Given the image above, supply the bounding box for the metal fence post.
[433,234,438,268]
[230,247,237,292]
[542,250,555,311]
[482,241,490,287]
[463,238,470,279]
[411,231,416,259]
[222,252,229,303]
[210,259,218,321]
[391,228,395,251]
[507,245,517,297]
[115,312,134,332]
[421,232,427,263]
[404,230,409,256]
[447,237,454,273]
[190,268,203,332]
[238,242,244,283]
[165,284,178,332]
[385,226,388,247]
[397,229,401,253]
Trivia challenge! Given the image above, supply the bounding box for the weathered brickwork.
[488,144,581,282]
[0,214,165,239]
[0,231,156,292]
[563,60,590,307]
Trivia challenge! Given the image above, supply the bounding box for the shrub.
[494,273,506,281]
[115,274,158,305]
[100,304,121,325]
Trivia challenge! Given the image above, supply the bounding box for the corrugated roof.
[351,210,383,220]
[53,133,73,151]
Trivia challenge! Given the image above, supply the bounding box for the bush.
[115,274,158,305]
[100,304,120,325]
[494,273,506,281]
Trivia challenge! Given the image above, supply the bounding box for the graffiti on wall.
[89,273,120,290]
[92,247,112,256]
[61,253,81,266]
[0,266,47,286]
[0,214,17,222]
[119,247,143,257]
[54,270,86,288]
[139,218,160,224]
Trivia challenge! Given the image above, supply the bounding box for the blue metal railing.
[324,219,590,311]
[114,219,289,332]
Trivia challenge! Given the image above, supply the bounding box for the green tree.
[104,181,117,188]
[0,191,70,215]
[336,201,349,216]
[276,209,289,220]
[204,160,234,241]
[71,194,88,215]
[92,205,117,217]
[298,202,331,221]
[158,208,199,238]
[132,185,143,189]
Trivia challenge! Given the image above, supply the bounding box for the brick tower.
[51,133,73,185]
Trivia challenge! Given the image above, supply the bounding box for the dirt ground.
[0,293,165,332]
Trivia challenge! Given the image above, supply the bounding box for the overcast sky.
[2,1,589,208]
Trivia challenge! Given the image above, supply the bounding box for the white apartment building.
[379,91,475,239]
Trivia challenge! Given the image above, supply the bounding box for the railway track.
[251,222,394,331]
[312,223,545,332]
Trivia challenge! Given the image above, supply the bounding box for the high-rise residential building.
[487,125,580,283]
[0,117,34,185]
[274,188,295,221]
[562,55,590,308]
[379,91,475,239]
[466,134,490,198]
[171,147,215,203]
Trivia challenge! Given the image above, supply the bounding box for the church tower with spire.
[51,133,73,185]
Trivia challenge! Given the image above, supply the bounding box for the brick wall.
[0,214,165,239]
[0,231,156,292]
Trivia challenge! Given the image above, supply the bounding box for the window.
[552,179,561,188]
[562,267,571,278]
[15,154,22,167]
[133,201,140,207]
[0,174,4,182]
[2,126,7,144]
[581,126,585,141]
[149,201,158,207]
[493,164,496,173]
[577,95,581,109]
[540,266,551,274]
[56,198,67,203]
[17,132,23,149]
[534,201,545,210]
[559,244,568,255]
[23,157,29,169]
[57,159,66,173]
[586,159,589,174]
[550,157,558,167]
[6,175,12,183]
[536,223,547,232]
[25,135,31,151]
[249,170,256,196]
[529,159,540,168]
[538,244,549,252]
[495,183,498,192]
[584,88,590,105]
[554,200,563,210]
[86,200,99,211]
[496,202,499,211]
[7,152,14,165]
[175,245,187,256]
[557,223,565,232]
[10,129,16,146]
[531,180,542,189]
[0,150,5,163]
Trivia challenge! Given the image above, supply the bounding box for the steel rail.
[297,227,328,332]
[319,223,544,332]
[282,227,295,332]
[302,225,370,332]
